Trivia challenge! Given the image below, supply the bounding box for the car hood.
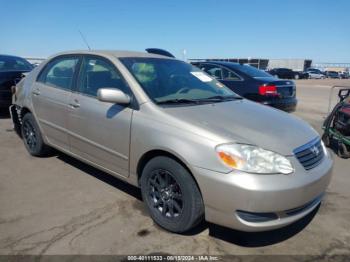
[161,99,318,156]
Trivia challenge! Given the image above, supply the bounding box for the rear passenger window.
[222,68,241,81]
[201,65,223,80]
[38,57,79,90]
[78,56,129,97]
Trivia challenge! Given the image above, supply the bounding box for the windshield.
[0,56,33,72]
[230,64,272,78]
[120,58,239,104]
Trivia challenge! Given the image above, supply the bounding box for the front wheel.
[140,156,204,233]
[21,113,51,156]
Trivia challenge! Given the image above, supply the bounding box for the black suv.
[268,68,306,80]
[192,61,297,112]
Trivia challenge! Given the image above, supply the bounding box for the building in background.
[267,59,312,71]
[189,58,313,71]
[312,62,350,72]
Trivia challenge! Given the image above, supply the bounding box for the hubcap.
[23,120,37,150]
[148,169,183,219]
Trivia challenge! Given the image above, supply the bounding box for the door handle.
[69,99,80,109]
[32,90,40,96]
[69,103,80,108]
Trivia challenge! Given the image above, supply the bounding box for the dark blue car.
[191,61,297,112]
[0,55,33,111]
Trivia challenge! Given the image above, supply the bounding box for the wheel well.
[137,150,201,191]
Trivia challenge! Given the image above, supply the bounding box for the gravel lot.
[0,79,349,257]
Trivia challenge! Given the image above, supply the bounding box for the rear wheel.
[140,156,204,233]
[294,74,300,80]
[21,113,51,156]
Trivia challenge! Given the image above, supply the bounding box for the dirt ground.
[0,79,349,257]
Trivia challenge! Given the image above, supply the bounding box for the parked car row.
[9,49,333,234]
[265,67,349,80]
[267,68,308,80]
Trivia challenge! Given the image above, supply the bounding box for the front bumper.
[192,150,333,232]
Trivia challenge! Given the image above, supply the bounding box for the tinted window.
[0,56,33,72]
[39,57,79,90]
[221,68,241,80]
[201,65,224,79]
[200,64,240,80]
[121,58,237,103]
[78,56,129,97]
[230,64,272,78]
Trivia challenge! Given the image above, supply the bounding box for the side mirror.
[97,88,131,105]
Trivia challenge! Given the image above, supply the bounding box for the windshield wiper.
[156,96,242,105]
[156,98,201,105]
[198,95,242,102]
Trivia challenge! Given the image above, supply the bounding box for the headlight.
[216,144,294,174]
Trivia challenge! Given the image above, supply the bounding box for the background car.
[306,69,326,79]
[192,61,297,112]
[339,71,349,79]
[267,68,304,79]
[0,55,33,111]
[325,71,340,79]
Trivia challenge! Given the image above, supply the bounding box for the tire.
[338,142,350,159]
[21,113,51,156]
[294,74,299,80]
[140,156,204,233]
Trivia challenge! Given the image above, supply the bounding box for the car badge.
[310,146,319,155]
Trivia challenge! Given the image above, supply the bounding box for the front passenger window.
[78,57,129,97]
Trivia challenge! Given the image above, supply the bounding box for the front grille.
[294,138,324,170]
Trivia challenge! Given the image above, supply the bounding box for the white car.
[307,70,325,79]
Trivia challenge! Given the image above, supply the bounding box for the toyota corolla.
[11,50,333,233]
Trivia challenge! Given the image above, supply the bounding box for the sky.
[1,0,349,62]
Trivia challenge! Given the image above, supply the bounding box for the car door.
[32,56,80,151]
[67,55,133,178]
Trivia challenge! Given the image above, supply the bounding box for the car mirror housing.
[97,88,131,105]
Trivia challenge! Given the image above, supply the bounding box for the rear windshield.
[0,56,33,72]
[230,64,272,78]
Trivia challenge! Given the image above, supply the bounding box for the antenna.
[78,30,91,50]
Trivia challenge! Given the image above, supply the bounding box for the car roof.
[0,54,28,60]
[50,50,174,60]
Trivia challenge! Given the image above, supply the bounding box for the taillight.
[259,84,278,96]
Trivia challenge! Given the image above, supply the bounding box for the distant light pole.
[182,49,187,61]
